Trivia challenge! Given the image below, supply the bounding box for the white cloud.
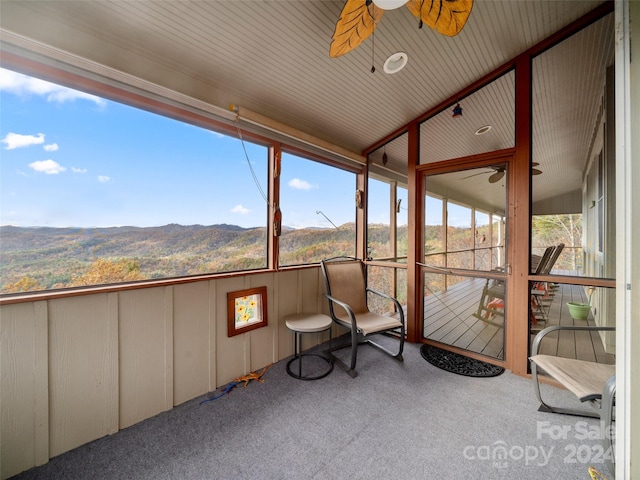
[288,178,316,190]
[48,89,106,105]
[231,204,250,215]
[2,132,45,150]
[71,167,88,174]
[97,175,111,183]
[44,143,59,152]
[29,159,66,175]
[0,68,107,106]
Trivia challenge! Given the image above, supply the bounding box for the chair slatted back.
[322,258,369,314]
[533,246,555,275]
[541,243,565,275]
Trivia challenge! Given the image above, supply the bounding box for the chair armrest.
[323,293,357,326]
[366,288,405,324]
[531,325,615,356]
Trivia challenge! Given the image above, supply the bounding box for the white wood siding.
[0,268,329,479]
[48,294,119,456]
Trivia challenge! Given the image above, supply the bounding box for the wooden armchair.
[472,244,563,328]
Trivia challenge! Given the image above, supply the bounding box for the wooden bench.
[529,325,616,475]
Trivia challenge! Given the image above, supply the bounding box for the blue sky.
[0,67,382,229]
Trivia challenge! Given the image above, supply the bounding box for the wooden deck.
[422,277,615,365]
[423,277,505,359]
[533,282,615,364]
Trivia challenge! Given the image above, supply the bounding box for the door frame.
[415,149,518,369]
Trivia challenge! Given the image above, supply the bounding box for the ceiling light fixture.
[372,0,408,9]
[475,125,492,135]
[383,52,408,74]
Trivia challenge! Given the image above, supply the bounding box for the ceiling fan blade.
[462,170,492,180]
[329,0,383,58]
[488,170,505,183]
[405,0,474,37]
[532,168,542,175]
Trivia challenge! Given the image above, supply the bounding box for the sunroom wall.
[0,268,328,479]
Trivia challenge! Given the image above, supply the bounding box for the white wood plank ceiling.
[0,0,614,210]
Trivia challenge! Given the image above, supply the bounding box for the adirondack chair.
[472,245,558,327]
[530,243,565,322]
[471,276,506,327]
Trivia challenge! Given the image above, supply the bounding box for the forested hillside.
[0,224,356,292]
[0,214,580,293]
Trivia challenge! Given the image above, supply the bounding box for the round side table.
[285,313,334,380]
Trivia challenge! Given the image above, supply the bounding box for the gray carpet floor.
[12,338,614,479]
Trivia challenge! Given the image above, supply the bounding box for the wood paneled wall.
[0,267,328,479]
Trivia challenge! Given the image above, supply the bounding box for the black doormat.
[420,344,505,377]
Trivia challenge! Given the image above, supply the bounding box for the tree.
[70,258,144,286]
[532,214,582,270]
[1,276,43,293]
